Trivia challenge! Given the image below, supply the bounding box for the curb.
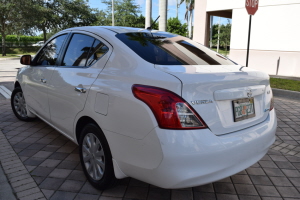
[0,130,46,200]
[0,164,16,200]
[270,75,300,82]
[272,88,300,101]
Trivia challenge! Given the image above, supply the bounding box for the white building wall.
[230,4,300,52]
[193,0,300,77]
[206,0,300,11]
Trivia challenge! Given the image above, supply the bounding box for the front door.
[24,34,68,120]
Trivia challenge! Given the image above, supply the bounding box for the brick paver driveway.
[0,97,300,200]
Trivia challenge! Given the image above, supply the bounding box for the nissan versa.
[11,26,277,189]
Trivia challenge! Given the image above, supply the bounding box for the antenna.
[147,15,160,30]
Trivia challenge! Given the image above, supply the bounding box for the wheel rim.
[82,133,105,180]
[13,91,27,118]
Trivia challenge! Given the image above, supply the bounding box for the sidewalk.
[0,57,20,61]
[1,97,300,200]
[0,62,300,199]
[0,162,16,200]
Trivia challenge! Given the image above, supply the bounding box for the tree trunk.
[1,33,6,56]
[188,10,193,39]
[43,27,47,42]
[145,0,152,29]
[159,0,167,31]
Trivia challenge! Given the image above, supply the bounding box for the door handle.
[41,79,46,83]
[75,87,86,93]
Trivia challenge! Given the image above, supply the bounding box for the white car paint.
[155,64,273,135]
[14,26,277,189]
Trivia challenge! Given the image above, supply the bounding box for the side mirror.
[20,55,32,65]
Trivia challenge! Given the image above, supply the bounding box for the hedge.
[4,47,41,54]
[0,35,43,46]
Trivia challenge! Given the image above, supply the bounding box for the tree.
[151,20,159,30]
[101,0,142,27]
[219,22,231,50]
[145,0,152,28]
[211,20,231,53]
[167,18,187,37]
[59,0,98,28]
[92,10,111,26]
[0,0,32,56]
[132,15,145,28]
[179,0,194,39]
[211,24,218,46]
[31,0,98,42]
[158,0,167,31]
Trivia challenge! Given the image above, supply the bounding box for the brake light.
[132,85,207,129]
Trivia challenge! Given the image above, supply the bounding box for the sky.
[87,0,231,25]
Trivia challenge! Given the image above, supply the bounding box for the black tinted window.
[62,34,94,67]
[35,34,67,65]
[86,40,109,66]
[116,32,235,65]
[62,34,109,67]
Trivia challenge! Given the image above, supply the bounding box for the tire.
[79,123,117,190]
[11,87,35,121]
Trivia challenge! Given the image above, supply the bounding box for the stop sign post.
[245,0,259,67]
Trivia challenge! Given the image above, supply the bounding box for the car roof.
[64,26,166,34]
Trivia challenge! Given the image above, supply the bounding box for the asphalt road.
[0,58,22,100]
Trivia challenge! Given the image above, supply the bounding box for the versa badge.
[191,100,213,105]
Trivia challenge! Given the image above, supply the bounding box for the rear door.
[47,32,112,137]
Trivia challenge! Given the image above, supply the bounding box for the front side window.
[62,34,109,67]
[35,34,67,66]
[116,32,235,65]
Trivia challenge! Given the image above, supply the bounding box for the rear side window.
[86,40,109,66]
[116,32,235,65]
[62,33,109,67]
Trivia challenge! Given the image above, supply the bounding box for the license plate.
[232,98,255,122]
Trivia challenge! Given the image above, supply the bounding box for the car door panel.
[24,66,54,119]
[48,33,112,136]
[24,34,68,120]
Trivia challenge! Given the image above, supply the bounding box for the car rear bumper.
[117,109,277,189]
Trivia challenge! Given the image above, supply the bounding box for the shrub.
[0,35,43,47]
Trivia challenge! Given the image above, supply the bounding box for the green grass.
[0,54,20,58]
[0,47,39,58]
[270,78,300,92]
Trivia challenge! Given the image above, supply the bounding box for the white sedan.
[32,41,44,46]
[11,26,277,189]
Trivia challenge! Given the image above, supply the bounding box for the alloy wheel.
[13,91,27,118]
[82,133,105,180]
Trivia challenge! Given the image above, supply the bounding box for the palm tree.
[180,0,194,39]
[159,0,167,31]
[145,0,152,29]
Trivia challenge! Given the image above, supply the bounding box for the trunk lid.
[155,64,272,135]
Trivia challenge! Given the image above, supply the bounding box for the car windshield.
[116,32,235,65]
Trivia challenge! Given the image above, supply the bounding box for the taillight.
[132,84,207,129]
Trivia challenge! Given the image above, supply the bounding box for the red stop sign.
[245,0,259,15]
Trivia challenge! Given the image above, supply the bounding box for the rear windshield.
[116,32,235,65]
